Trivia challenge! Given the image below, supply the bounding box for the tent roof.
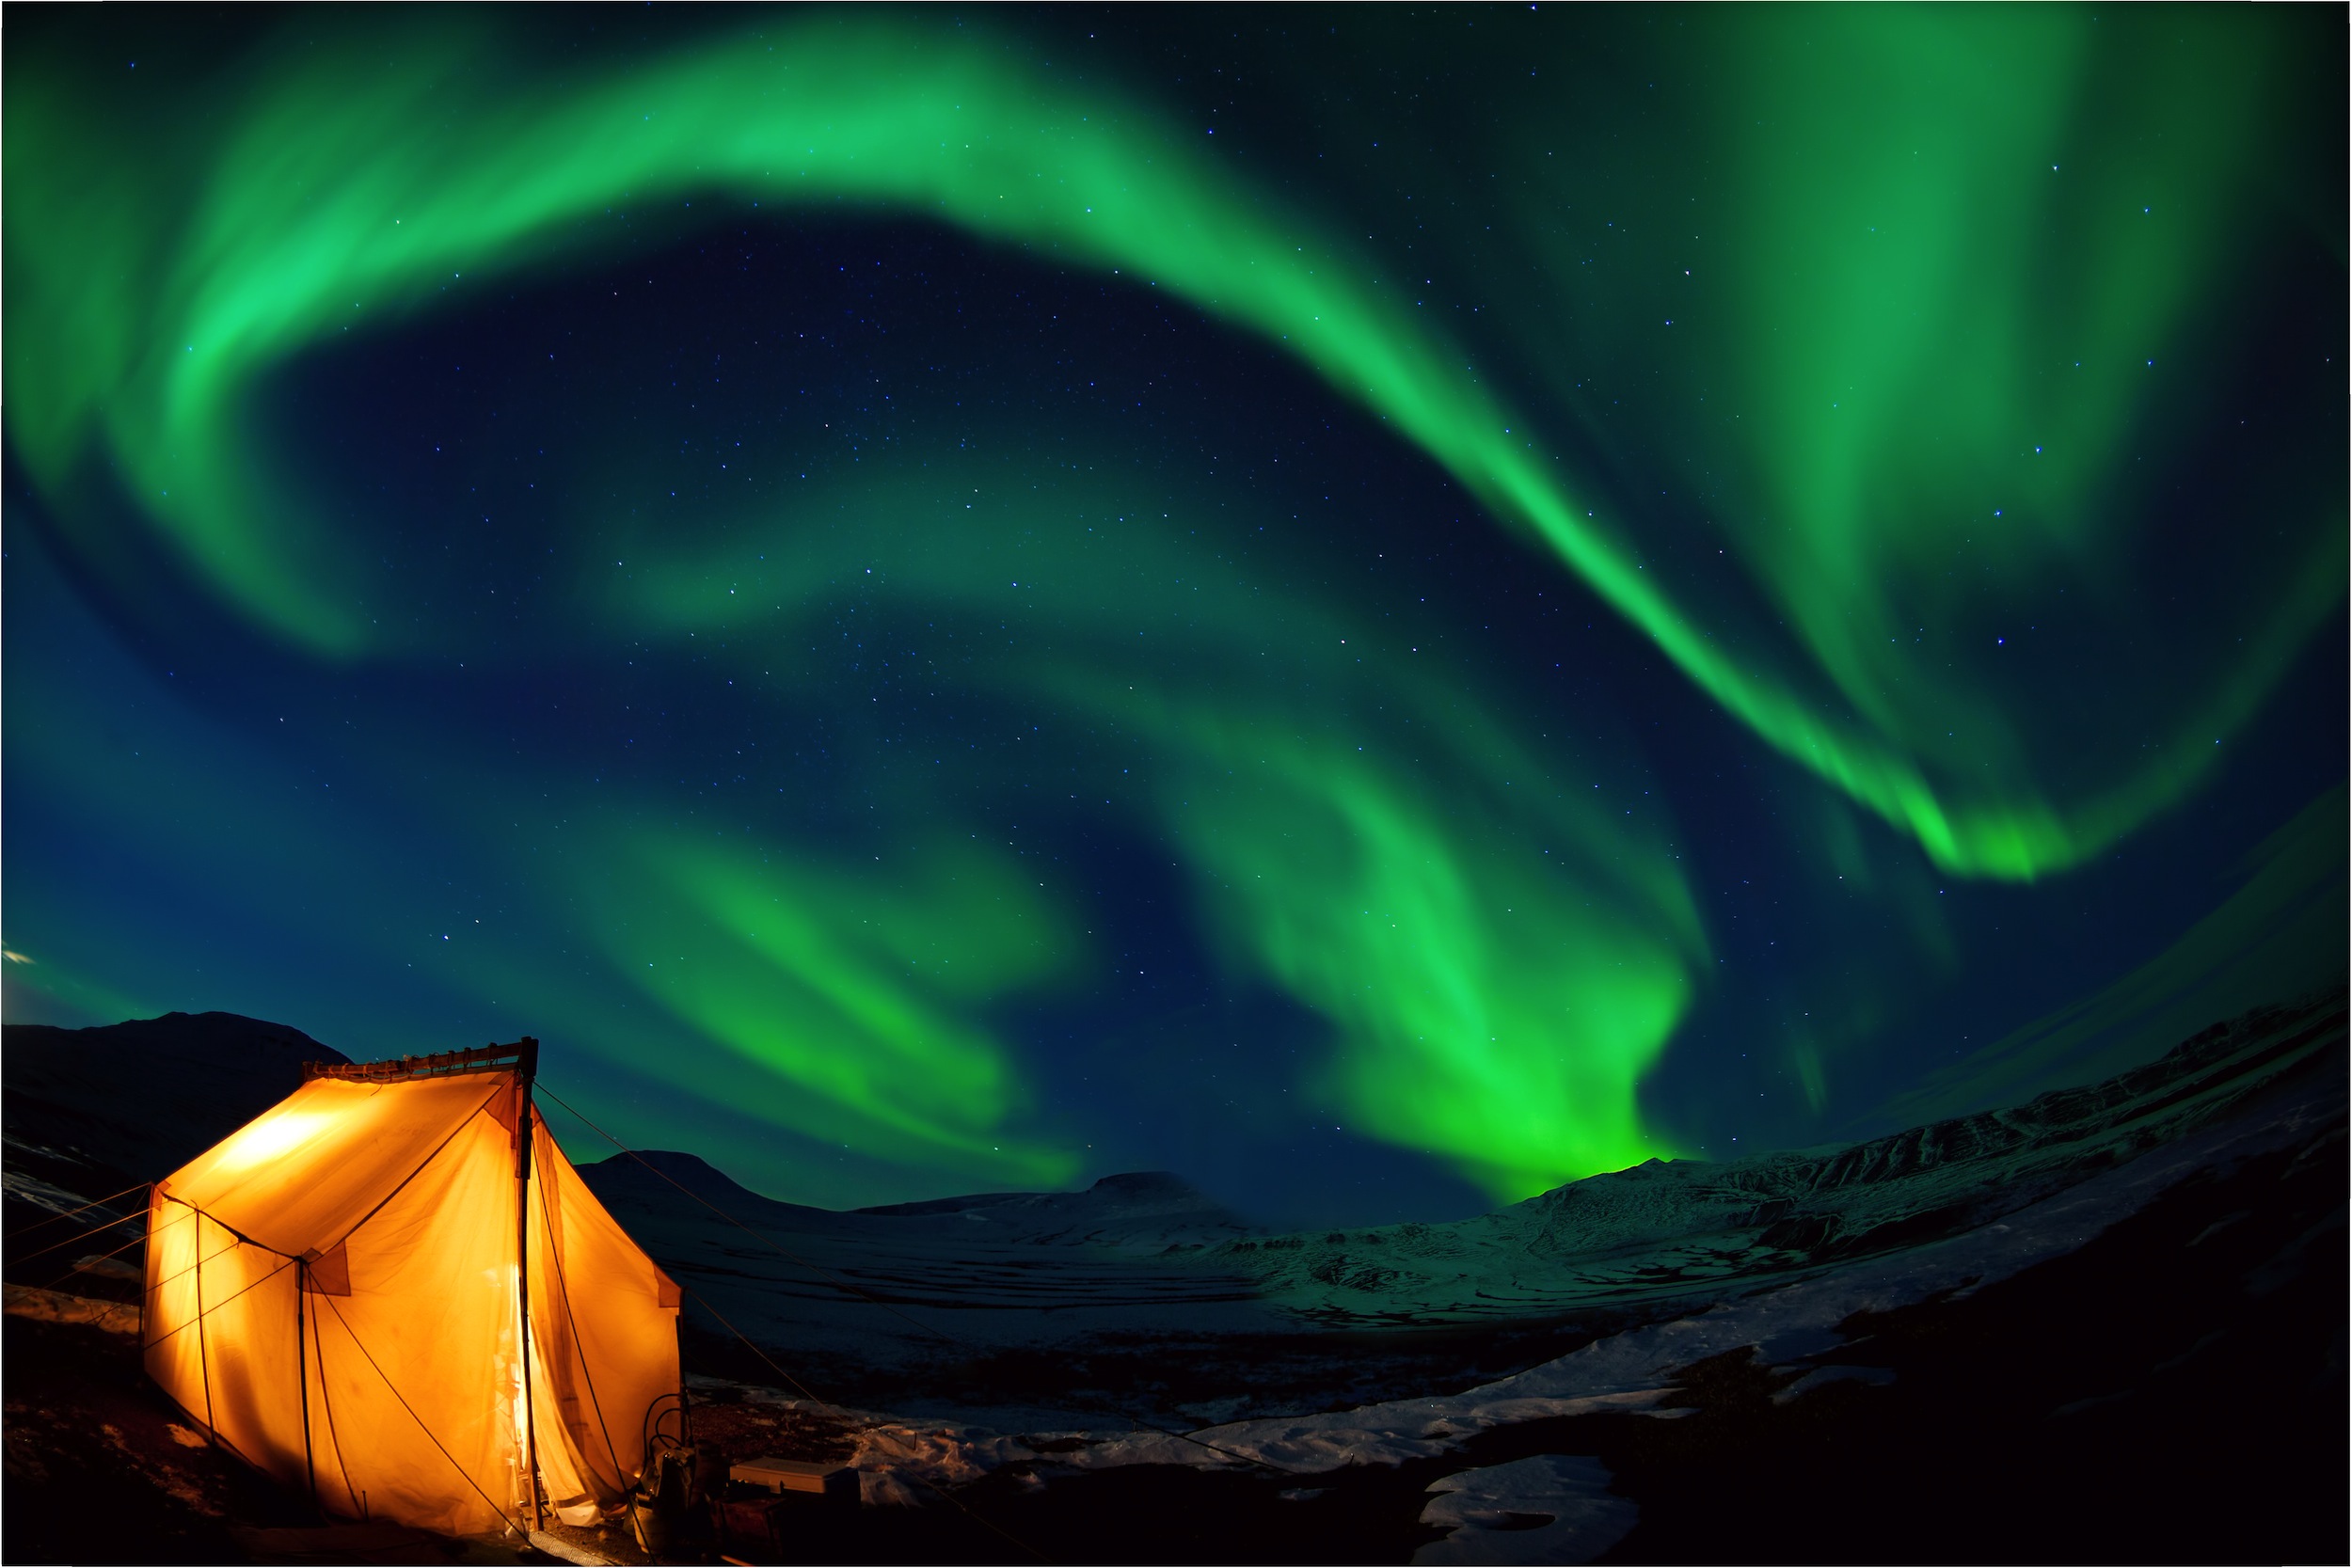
[157,1071,516,1260]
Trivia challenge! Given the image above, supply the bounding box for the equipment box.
[730,1456,860,1504]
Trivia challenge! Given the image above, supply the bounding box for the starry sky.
[6,6,2344,1227]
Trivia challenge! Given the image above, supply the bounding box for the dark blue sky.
[6,6,2343,1227]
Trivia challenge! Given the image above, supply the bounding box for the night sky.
[6,6,2344,1227]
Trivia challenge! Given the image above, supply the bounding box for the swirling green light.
[597,832,1081,1185]
[1139,712,1695,1198]
[5,9,2338,1207]
[623,458,1706,1199]
[9,11,2334,884]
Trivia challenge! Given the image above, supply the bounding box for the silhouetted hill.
[573,1155,1262,1250]
[848,1170,1260,1247]
[3,1011,347,1189]
[573,1148,841,1222]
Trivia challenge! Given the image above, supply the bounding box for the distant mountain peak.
[852,1169,1221,1218]
[18,1009,347,1061]
[1089,1170,1199,1196]
[627,1148,727,1175]
[574,1147,766,1197]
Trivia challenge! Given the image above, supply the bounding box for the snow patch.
[1413,1454,1636,1566]
[1772,1363,1898,1403]
[2,1160,102,1215]
[1068,1388,1669,1474]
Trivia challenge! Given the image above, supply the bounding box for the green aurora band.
[5,8,2340,1204]
[623,469,1709,1196]
[15,9,2339,879]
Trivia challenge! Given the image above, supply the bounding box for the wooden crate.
[730,1456,859,1503]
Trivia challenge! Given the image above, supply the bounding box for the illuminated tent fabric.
[142,1047,681,1537]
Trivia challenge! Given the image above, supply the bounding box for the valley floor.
[6,1000,2343,1565]
[7,1103,2342,1566]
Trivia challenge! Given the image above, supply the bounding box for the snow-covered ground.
[585,993,2342,1565]
[6,993,2342,1563]
[572,994,2340,1428]
[1413,1455,1637,1566]
[1063,1012,2344,1471]
[1204,994,2345,1326]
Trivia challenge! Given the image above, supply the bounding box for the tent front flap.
[299,1101,532,1536]
[527,1112,681,1509]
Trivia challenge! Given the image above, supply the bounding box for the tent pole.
[298,1260,318,1515]
[195,1209,216,1440]
[515,1037,546,1534]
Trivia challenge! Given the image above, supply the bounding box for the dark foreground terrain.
[4,1005,2344,1565]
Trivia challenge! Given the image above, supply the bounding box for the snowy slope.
[853,1169,1265,1254]
[571,991,2342,1436]
[1204,994,2345,1325]
[571,1151,1299,1420]
[675,992,2342,1551]
[4,993,2337,1452]
[1065,1013,2347,1474]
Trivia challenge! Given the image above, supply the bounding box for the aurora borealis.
[6,7,2343,1224]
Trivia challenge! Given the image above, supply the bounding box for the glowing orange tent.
[142,1039,681,1537]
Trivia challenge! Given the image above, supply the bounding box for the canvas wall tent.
[142,1038,682,1538]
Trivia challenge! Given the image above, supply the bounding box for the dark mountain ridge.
[578,1153,1263,1254]
[2,990,2340,1437]
[3,1011,348,1194]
